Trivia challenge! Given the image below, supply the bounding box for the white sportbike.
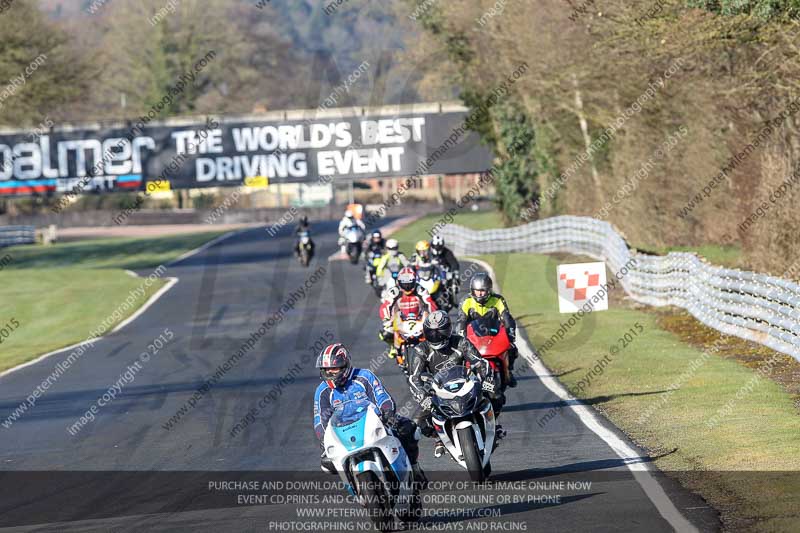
[323,399,422,531]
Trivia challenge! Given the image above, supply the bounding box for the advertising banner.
[0,109,493,196]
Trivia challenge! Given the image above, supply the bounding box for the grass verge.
[389,210,504,256]
[394,212,800,531]
[2,231,225,270]
[0,231,226,373]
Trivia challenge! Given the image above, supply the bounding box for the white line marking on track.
[465,256,699,533]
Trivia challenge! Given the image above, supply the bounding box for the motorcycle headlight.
[374,427,385,438]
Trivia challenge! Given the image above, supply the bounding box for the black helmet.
[470,273,493,305]
[371,230,382,243]
[423,310,452,350]
[431,235,444,251]
[316,343,352,389]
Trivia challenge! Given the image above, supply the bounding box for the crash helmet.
[386,238,399,256]
[470,272,493,305]
[397,266,417,294]
[371,230,383,244]
[423,310,452,350]
[431,235,445,253]
[316,343,352,389]
[415,240,431,261]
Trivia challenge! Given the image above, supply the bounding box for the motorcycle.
[465,315,511,413]
[297,231,313,267]
[392,310,426,375]
[323,398,422,531]
[421,366,497,482]
[416,262,453,311]
[344,227,364,264]
[432,257,459,305]
[378,262,402,295]
[365,249,383,296]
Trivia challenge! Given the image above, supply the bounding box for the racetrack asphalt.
[0,220,720,532]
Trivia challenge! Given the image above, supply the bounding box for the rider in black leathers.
[430,235,460,278]
[409,311,492,456]
[364,230,386,283]
[293,216,314,258]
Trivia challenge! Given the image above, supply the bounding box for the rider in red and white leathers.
[378,267,437,357]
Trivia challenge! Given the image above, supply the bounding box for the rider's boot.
[506,355,518,388]
[433,439,445,458]
[412,463,428,490]
[507,373,518,388]
[320,453,336,474]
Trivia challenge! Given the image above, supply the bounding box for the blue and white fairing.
[323,399,415,504]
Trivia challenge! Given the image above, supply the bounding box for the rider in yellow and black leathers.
[455,272,519,387]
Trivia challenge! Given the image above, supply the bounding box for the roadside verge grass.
[394,212,799,531]
[0,231,226,373]
[389,210,503,255]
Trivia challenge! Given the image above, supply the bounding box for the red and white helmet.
[316,343,352,389]
[397,266,416,294]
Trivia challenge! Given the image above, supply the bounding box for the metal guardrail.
[440,215,800,362]
[0,226,36,248]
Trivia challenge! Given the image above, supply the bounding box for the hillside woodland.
[2,0,800,275]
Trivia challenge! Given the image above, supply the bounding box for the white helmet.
[386,238,399,256]
[345,210,353,219]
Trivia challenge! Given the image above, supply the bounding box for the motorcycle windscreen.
[433,365,470,388]
[330,399,374,451]
[467,315,510,357]
[432,366,480,417]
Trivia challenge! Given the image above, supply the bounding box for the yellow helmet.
[415,240,430,253]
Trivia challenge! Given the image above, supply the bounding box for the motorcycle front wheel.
[348,246,360,264]
[356,471,393,532]
[457,426,487,483]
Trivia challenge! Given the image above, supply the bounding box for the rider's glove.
[473,359,488,378]
[380,411,397,427]
[419,396,433,411]
[508,327,517,343]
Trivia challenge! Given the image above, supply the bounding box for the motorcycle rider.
[293,215,314,259]
[314,343,426,484]
[411,240,432,267]
[374,238,410,282]
[430,235,460,279]
[408,311,499,457]
[379,266,437,358]
[337,210,365,253]
[456,272,519,388]
[364,230,386,283]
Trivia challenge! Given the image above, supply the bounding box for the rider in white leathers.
[338,210,366,253]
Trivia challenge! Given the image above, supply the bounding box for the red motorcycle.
[466,315,511,412]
